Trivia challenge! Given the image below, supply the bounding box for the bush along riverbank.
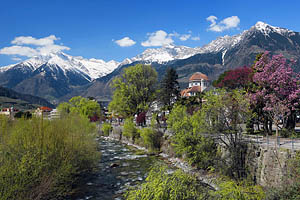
[0,114,100,200]
[101,113,300,200]
[101,123,268,200]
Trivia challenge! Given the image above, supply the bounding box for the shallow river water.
[71,137,164,200]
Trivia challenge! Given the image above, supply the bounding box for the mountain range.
[1,21,300,104]
[0,86,54,109]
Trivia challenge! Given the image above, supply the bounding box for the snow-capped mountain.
[122,44,202,64]
[1,21,300,102]
[121,21,297,66]
[0,52,120,81]
[85,21,300,100]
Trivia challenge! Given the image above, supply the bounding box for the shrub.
[101,122,112,136]
[168,105,218,169]
[125,165,207,200]
[211,180,265,200]
[140,128,163,151]
[0,114,99,199]
[123,117,139,142]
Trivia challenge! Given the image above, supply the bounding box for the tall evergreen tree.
[159,68,180,111]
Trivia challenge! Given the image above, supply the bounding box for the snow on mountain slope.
[1,22,294,79]
[0,52,120,81]
[120,21,295,66]
[252,21,295,36]
[124,44,203,64]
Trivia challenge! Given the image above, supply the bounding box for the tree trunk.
[268,120,273,135]
[284,112,296,131]
[275,120,279,147]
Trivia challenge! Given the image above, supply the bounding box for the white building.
[181,72,210,97]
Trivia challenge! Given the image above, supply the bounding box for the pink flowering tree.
[250,52,300,142]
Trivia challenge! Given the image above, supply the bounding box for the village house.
[181,72,210,97]
[35,106,53,119]
[0,107,19,118]
[49,109,60,120]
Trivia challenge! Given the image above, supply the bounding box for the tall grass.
[0,114,100,200]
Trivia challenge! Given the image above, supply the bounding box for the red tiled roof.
[40,107,52,112]
[189,72,209,81]
[189,85,201,92]
[181,86,202,97]
[180,88,190,97]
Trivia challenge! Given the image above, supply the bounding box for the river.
[71,137,165,200]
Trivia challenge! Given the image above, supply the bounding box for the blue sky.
[1,0,300,66]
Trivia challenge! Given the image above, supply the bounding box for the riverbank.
[70,136,172,200]
[106,124,300,189]
[103,129,219,190]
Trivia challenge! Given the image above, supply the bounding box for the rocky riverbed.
[70,137,166,200]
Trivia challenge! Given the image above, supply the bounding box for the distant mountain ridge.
[0,21,299,102]
[83,21,300,100]
[0,86,54,109]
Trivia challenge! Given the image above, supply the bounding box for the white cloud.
[207,15,218,27]
[191,36,200,41]
[179,34,191,41]
[115,37,136,47]
[0,35,70,58]
[207,15,240,32]
[12,35,58,46]
[141,30,174,47]
[0,45,38,57]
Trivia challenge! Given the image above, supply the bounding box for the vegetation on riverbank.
[125,165,265,200]
[105,54,300,199]
[0,114,99,199]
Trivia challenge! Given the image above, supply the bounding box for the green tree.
[57,96,101,119]
[159,67,180,111]
[109,64,158,117]
[167,105,218,169]
[57,102,72,116]
[199,89,252,179]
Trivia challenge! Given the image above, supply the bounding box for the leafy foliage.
[123,117,139,141]
[109,64,158,117]
[250,52,300,136]
[167,105,218,169]
[126,165,265,200]
[211,180,265,200]
[101,122,112,136]
[199,89,252,179]
[125,166,207,200]
[140,127,163,151]
[0,114,99,199]
[57,96,101,120]
[213,66,253,89]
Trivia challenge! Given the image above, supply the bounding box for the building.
[181,72,210,97]
[35,106,53,118]
[49,109,60,120]
[0,107,19,118]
